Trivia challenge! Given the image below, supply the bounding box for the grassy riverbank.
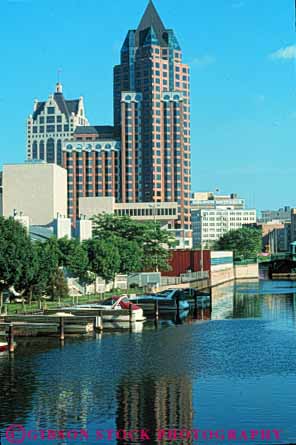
[2,288,143,315]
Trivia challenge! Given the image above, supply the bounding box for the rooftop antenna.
[56,69,63,93]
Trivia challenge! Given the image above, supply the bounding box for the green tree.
[213,227,262,260]
[142,222,176,271]
[0,217,33,309]
[22,239,60,302]
[92,214,147,242]
[91,214,176,273]
[47,267,69,301]
[57,237,90,282]
[116,238,144,274]
[85,238,121,283]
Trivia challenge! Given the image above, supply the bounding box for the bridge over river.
[255,252,296,278]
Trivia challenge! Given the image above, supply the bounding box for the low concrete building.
[79,196,178,227]
[192,192,245,210]
[76,217,93,241]
[53,214,71,239]
[259,207,291,224]
[3,162,67,226]
[260,221,290,253]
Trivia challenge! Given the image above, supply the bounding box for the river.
[1,279,296,445]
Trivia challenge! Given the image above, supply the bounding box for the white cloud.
[191,55,216,68]
[269,45,296,61]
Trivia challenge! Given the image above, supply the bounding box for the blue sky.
[0,0,295,211]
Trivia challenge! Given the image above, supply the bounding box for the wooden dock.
[0,314,102,343]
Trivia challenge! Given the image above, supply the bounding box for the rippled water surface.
[1,280,296,445]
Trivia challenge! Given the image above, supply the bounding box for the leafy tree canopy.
[85,238,121,283]
[57,237,90,282]
[0,217,33,293]
[91,214,176,272]
[213,227,262,260]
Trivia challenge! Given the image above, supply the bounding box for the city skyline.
[0,0,295,210]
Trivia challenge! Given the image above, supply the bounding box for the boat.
[129,289,190,313]
[0,332,15,352]
[0,341,9,352]
[57,296,146,322]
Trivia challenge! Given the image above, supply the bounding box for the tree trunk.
[29,288,33,306]
[0,291,3,315]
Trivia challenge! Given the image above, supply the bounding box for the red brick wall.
[162,250,211,277]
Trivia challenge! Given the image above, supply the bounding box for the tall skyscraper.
[114,1,191,246]
[26,82,89,165]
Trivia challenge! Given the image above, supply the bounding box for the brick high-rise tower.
[114,0,191,247]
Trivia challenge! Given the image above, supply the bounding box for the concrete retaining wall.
[210,263,259,287]
[211,268,235,287]
[234,263,259,280]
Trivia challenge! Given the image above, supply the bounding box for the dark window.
[39,141,44,160]
[64,124,69,131]
[33,127,37,134]
[47,107,55,114]
[57,125,62,132]
[47,125,55,132]
[57,140,62,165]
[47,116,55,123]
[46,138,55,163]
[57,116,62,123]
[39,117,44,124]
[32,141,38,159]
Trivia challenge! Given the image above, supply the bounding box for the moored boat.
[0,341,9,352]
[0,331,16,352]
[129,289,190,313]
[61,296,146,322]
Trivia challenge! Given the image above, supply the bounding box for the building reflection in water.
[0,354,37,431]
[116,375,193,445]
[211,283,234,320]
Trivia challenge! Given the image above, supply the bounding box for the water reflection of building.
[211,284,234,320]
[0,355,36,430]
[116,376,193,444]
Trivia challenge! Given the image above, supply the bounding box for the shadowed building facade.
[63,126,121,223]
[114,1,191,247]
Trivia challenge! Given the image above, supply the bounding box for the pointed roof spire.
[136,1,167,46]
[137,1,165,33]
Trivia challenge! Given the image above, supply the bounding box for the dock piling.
[59,317,65,341]
[93,315,103,332]
[176,295,180,315]
[154,300,159,320]
[8,323,14,353]
[194,295,198,319]
[209,287,213,314]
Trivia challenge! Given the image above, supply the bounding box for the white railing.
[161,271,209,286]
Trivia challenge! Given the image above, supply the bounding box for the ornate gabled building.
[26,82,89,165]
[114,0,191,246]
